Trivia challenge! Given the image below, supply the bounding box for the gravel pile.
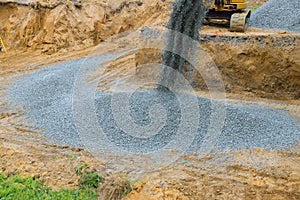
[250,0,300,32]
[8,55,300,153]
[8,55,116,146]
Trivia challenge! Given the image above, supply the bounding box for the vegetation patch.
[0,173,97,200]
[76,162,102,189]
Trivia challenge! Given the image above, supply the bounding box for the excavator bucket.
[230,9,251,32]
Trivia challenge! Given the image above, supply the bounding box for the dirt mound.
[0,0,171,54]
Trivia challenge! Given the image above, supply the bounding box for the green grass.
[76,162,102,189]
[248,5,260,13]
[0,163,132,200]
[0,173,97,200]
[68,154,77,161]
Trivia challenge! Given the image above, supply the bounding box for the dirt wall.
[0,0,170,54]
[197,33,300,99]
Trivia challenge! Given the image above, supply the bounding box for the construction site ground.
[0,0,299,199]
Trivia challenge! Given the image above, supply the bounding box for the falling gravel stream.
[159,0,206,89]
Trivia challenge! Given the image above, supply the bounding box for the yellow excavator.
[204,0,251,32]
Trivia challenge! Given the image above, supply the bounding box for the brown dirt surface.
[126,146,300,200]
[0,132,103,190]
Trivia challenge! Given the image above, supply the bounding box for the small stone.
[278,30,286,34]
[71,147,83,152]
[42,172,48,176]
[248,65,257,72]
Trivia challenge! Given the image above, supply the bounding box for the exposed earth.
[0,0,300,199]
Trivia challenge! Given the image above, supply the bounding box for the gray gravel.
[8,55,116,146]
[8,55,300,153]
[250,0,300,32]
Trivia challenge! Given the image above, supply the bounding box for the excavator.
[204,0,251,32]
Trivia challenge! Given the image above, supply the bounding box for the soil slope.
[0,0,171,54]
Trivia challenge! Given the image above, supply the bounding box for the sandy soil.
[0,0,171,53]
[126,146,300,200]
